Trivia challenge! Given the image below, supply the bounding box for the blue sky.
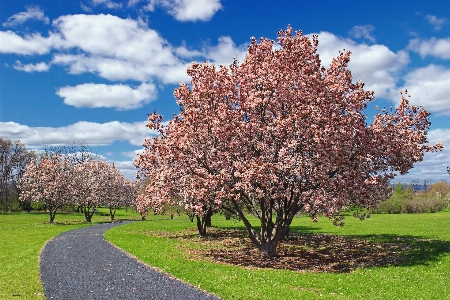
[0,0,449,183]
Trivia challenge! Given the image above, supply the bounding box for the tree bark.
[109,207,116,220]
[196,215,207,236]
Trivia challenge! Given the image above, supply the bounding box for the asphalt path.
[40,222,220,299]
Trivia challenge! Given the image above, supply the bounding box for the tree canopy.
[135,26,442,257]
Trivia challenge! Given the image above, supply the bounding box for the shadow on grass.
[163,227,450,273]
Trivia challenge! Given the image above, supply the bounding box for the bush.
[373,182,449,214]
[31,201,47,211]
[373,197,403,214]
[402,198,446,214]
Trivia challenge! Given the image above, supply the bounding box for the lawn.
[0,208,141,300]
[1,209,449,299]
[105,210,450,299]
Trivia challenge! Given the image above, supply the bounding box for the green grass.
[1,209,449,299]
[0,208,141,300]
[105,210,450,299]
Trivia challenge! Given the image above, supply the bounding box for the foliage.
[0,138,36,212]
[374,181,449,214]
[135,26,442,257]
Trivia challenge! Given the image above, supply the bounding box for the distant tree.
[136,26,443,257]
[72,160,101,222]
[44,142,99,213]
[427,181,450,202]
[135,194,150,220]
[101,166,137,221]
[0,139,36,212]
[19,155,73,223]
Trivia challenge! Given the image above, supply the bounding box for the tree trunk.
[49,210,57,223]
[83,207,94,222]
[196,215,207,236]
[109,207,116,220]
[259,239,279,258]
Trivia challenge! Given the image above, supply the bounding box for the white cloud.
[56,82,157,110]
[2,6,49,27]
[2,14,246,85]
[80,3,92,12]
[396,64,450,115]
[110,160,139,180]
[0,30,65,55]
[349,25,376,43]
[395,128,450,183]
[143,0,221,21]
[313,32,409,99]
[408,37,450,60]
[90,0,123,9]
[0,121,156,147]
[13,61,50,72]
[175,43,203,59]
[203,36,248,65]
[425,14,447,30]
[127,0,142,7]
[51,14,189,84]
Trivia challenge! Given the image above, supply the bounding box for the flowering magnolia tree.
[105,173,138,221]
[20,146,132,222]
[72,160,107,222]
[19,155,74,223]
[135,194,150,220]
[136,26,443,257]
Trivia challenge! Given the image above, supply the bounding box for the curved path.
[40,222,220,299]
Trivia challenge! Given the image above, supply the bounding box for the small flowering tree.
[135,194,150,220]
[72,160,105,222]
[136,26,442,257]
[19,155,74,223]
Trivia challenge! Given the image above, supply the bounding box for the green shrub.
[374,196,403,214]
[31,201,47,211]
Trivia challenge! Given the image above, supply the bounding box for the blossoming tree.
[136,26,442,257]
[19,155,74,223]
[72,160,106,223]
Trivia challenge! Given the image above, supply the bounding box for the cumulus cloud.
[425,14,447,30]
[51,14,189,84]
[349,25,376,43]
[145,0,222,21]
[2,6,49,27]
[0,30,65,55]
[2,14,247,85]
[56,82,157,110]
[408,37,450,60]
[396,64,450,115]
[395,128,450,183]
[0,121,156,147]
[312,32,409,99]
[203,36,248,65]
[13,61,50,72]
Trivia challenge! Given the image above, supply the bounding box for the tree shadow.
[172,227,450,273]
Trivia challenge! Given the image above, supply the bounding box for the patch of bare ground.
[142,227,433,273]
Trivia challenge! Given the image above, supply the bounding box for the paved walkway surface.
[40,222,220,299]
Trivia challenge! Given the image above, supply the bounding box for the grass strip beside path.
[0,208,140,300]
